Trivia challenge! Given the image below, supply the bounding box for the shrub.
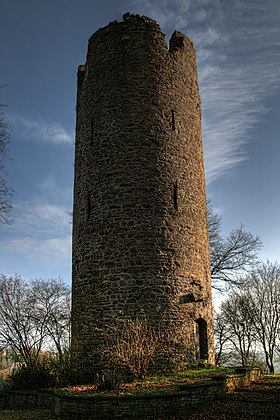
[101,317,161,379]
[9,364,56,390]
[95,368,125,391]
[49,350,74,387]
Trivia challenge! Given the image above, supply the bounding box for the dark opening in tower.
[87,192,92,220]
[195,318,208,361]
[90,118,94,145]
[173,182,178,211]
[171,110,175,131]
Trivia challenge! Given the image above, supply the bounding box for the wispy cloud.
[10,200,71,237]
[0,172,72,273]
[0,193,72,277]
[37,174,73,203]
[9,113,74,145]
[125,0,220,33]
[127,0,280,183]
[1,236,71,262]
[0,195,71,264]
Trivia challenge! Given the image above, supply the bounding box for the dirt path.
[186,378,280,419]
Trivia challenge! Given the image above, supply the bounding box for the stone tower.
[72,13,214,372]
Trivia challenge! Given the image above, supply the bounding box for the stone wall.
[54,369,262,420]
[0,389,54,409]
[72,13,214,370]
[54,383,223,420]
[0,369,263,419]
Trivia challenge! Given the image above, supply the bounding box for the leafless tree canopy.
[0,90,13,224]
[215,295,257,366]
[207,200,262,290]
[0,274,71,368]
[215,261,280,372]
[243,261,280,373]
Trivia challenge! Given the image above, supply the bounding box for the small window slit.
[90,118,94,145]
[171,110,175,131]
[87,193,92,220]
[173,183,178,211]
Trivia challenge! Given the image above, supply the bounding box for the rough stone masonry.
[71,13,214,372]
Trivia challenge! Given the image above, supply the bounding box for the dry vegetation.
[62,367,235,397]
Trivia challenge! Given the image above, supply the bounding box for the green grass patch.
[63,367,235,397]
[263,373,280,382]
[264,373,280,378]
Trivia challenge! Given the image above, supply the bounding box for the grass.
[264,373,280,379]
[63,367,236,396]
[1,367,277,418]
[0,409,55,420]
[262,373,280,384]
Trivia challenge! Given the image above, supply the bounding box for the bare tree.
[0,274,44,367]
[214,310,232,366]
[219,293,257,366]
[207,200,262,290]
[0,89,13,224]
[216,261,280,372]
[0,274,71,368]
[31,278,71,362]
[243,261,280,373]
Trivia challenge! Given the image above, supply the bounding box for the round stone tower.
[72,13,214,372]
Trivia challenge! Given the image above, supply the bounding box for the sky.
[0,0,279,286]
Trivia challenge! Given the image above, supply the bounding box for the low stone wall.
[0,389,54,410]
[54,382,223,420]
[0,368,262,419]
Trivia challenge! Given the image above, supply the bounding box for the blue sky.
[0,0,279,285]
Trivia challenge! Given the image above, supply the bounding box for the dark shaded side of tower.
[71,13,214,373]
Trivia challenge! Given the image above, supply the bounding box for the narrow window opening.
[90,118,94,145]
[180,293,195,304]
[173,183,178,211]
[87,193,92,220]
[195,318,208,361]
[171,110,175,131]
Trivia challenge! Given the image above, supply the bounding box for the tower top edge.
[88,12,161,42]
[169,30,195,51]
[87,12,195,53]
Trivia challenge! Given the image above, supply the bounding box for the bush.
[49,351,74,387]
[101,317,161,379]
[9,364,56,390]
[94,368,125,391]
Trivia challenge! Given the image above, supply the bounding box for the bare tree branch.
[0,87,13,224]
[207,200,262,290]
[0,274,71,368]
[242,261,280,373]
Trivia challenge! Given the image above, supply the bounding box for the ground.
[186,376,280,419]
[1,373,280,419]
[0,409,55,419]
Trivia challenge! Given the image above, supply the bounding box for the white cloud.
[126,0,219,31]
[195,1,280,182]
[37,174,73,203]
[10,200,71,237]
[0,196,72,277]
[9,113,74,145]
[1,236,71,262]
[128,0,280,184]
[38,175,60,194]
[0,173,72,270]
